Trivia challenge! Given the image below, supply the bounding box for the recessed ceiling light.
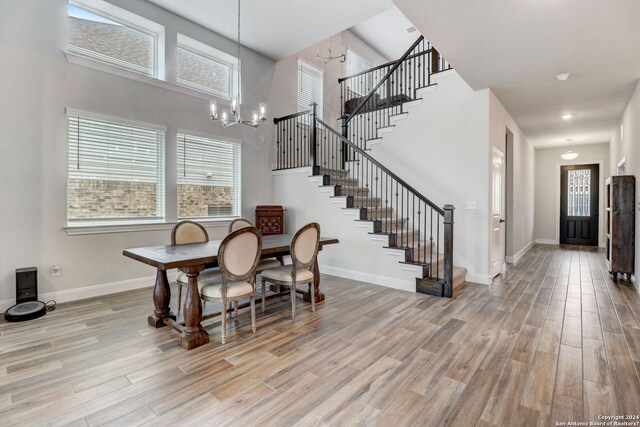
[556,73,570,81]
[562,114,573,120]
[406,26,417,34]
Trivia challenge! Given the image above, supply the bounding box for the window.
[177,133,241,219]
[298,60,323,119]
[567,169,591,216]
[67,112,166,225]
[346,50,373,96]
[347,50,371,76]
[177,34,238,99]
[68,0,164,77]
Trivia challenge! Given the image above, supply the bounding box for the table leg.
[148,269,175,328]
[177,265,210,350]
[303,252,325,303]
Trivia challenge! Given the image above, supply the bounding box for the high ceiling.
[350,7,421,61]
[393,0,640,148]
[146,0,392,60]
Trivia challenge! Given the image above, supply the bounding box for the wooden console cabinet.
[255,205,285,236]
[606,175,635,278]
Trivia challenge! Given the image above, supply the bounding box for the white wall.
[0,0,275,306]
[489,91,536,263]
[609,80,640,287]
[534,143,609,246]
[362,72,492,283]
[267,30,388,130]
[273,169,422,292]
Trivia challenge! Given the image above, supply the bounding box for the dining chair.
[226,218,281,317]
[260,223,320,319]
[171,220,221,313]
[200,227,262,344]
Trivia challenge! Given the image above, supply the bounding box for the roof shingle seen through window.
[69,16,153,75]
[177,47,231,98]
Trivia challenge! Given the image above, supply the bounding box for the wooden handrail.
[343,35,424,124]
[338,48,432,83]
[316,117,444,215]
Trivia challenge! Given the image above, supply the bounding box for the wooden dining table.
[123,234,339,350]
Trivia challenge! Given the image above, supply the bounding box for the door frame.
[491,146,506,277]
[554,160,605,247]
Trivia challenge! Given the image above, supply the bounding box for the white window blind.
[68,3,160,77]
[297,60,323,119]
[177,133,241,219]
[67,114,165,223]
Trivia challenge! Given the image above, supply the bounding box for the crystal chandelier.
[209,0,266,128]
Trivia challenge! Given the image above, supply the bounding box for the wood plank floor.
[1,244,640,426]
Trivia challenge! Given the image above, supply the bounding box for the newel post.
[443,204,455,298]
[341,118,348,171]
[310,102,319,175]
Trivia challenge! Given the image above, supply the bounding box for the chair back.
[218,227,262,282]
[228,218,253,233]
[172,220,208,245]
[290,223,320,269]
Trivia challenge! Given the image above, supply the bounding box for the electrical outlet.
[51,264,61,277]
[467,201,477,210]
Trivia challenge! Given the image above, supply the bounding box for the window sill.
[65,218,235,236]
[64,51,226,102]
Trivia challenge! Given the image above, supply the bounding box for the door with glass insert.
[560,164,599,246]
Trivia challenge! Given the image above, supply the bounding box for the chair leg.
[290,281,296,320]
[234,301,239,318]
[261,279,266,313]
[250,296,256,333]
[177,284,183,314]
[310,281,316,312]
[221,297,227,344]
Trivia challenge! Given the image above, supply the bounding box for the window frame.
[176,34,239,100]
[68,0,165,78]
[65,108,167,227]
[176,130,242,221]
[297,58,324,120]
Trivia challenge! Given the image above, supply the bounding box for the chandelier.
[560,138,579,160]
[209,0,266,128]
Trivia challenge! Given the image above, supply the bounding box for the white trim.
[505,240,534,264]
[430,68,456,82]
[0,274,158,312]
[554,160,605,247]
[272,167,313,176]
[65,218,232,236]
[319,264,415,293]
[65,107,168,132]
[466,273,492,285]
[536,239,558,245]
[64,52,224,102]
[631,274,639,293]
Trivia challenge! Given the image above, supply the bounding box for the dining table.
[123,234,339,350]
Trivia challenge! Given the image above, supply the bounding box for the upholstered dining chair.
[228,218,253,233]
[226,218,281,316]
[200,227,262,344]
[171,221,221,313]
[260,223,320,319]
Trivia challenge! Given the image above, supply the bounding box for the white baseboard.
[319,264,415,292]
[465,272,492,285]
[0,275,157,312]
[535,239,557,245]
[631,274,639,293]
[506,241,534,265]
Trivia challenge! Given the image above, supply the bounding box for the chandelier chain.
[237,0,241,102]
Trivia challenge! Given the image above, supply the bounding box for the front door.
[560,164,599,246]
[491,148,505,277]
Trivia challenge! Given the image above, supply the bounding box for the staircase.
[273,36,465,297]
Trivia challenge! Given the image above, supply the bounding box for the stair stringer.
[272,167,423,292]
